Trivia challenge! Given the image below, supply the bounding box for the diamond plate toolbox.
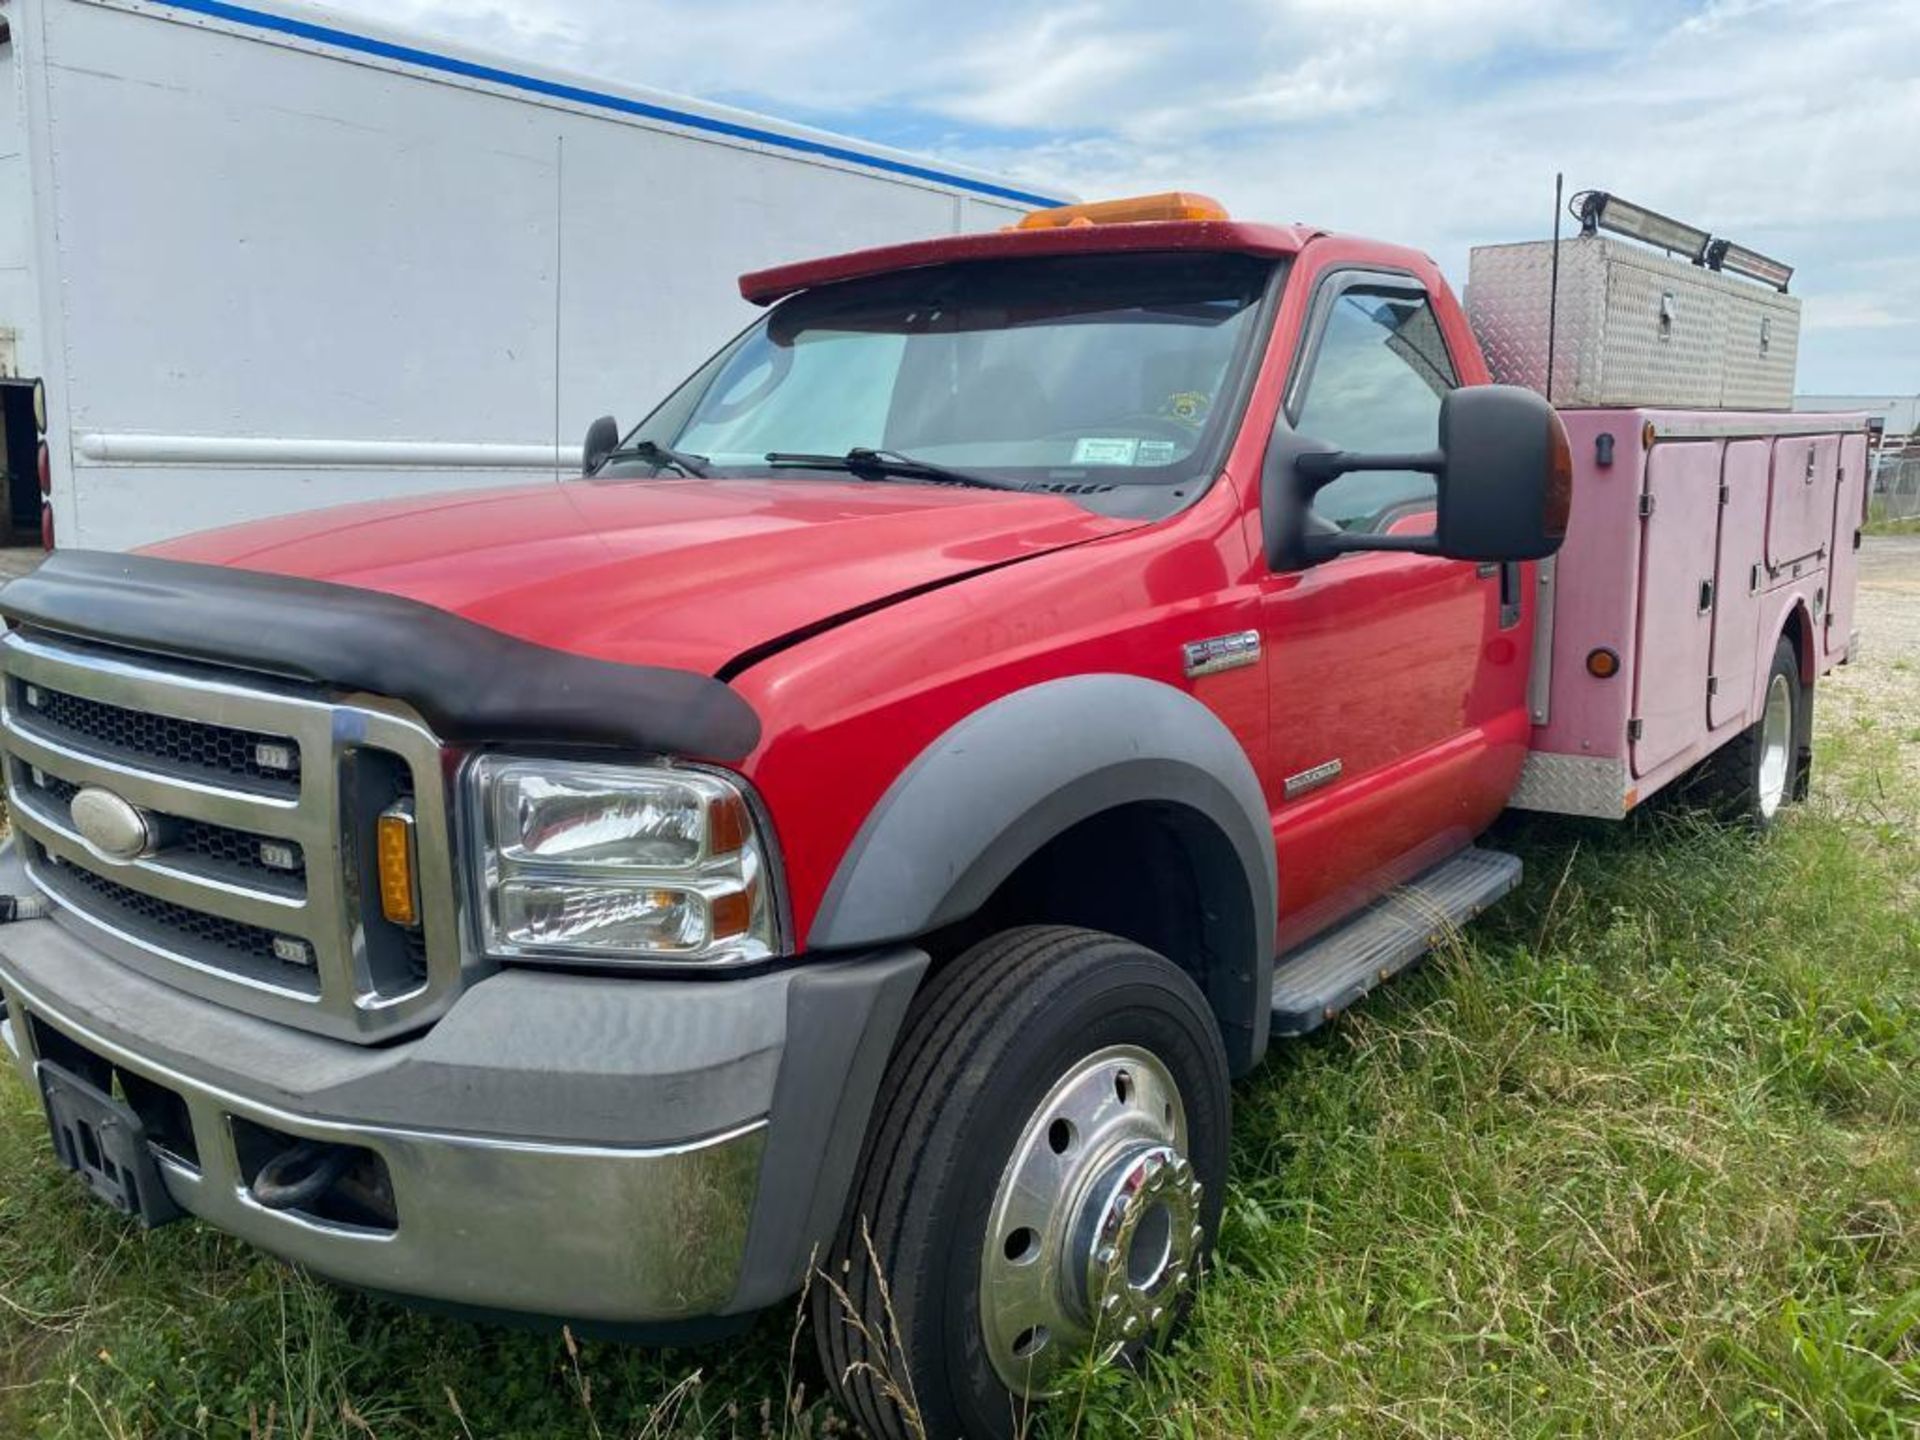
[1465,236,1799,409]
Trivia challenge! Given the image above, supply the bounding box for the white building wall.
[0,28,34,379]
[1795,395,1920,436]
[8,0,1065,549]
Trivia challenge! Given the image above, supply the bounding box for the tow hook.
[0,894,52,923]
[249,1140,357,1211]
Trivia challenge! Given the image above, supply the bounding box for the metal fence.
[1872,447,1920,525]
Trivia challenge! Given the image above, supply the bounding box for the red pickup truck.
[0,192,1863,1439]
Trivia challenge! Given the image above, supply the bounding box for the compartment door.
[1600,259,1722,407]
[1766,434,1839,570]
[1824,432,1868,662]
[1708,440,1770,729]
[1721,293,1800,410]
[1632,442,1723,777]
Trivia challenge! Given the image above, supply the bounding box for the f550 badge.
[1182,630,1261,678]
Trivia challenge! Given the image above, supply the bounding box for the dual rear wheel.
[1698,635,1811,827]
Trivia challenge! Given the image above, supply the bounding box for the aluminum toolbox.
[1466,235,1800,409]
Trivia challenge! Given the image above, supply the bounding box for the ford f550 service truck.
[0,191,1866,1439]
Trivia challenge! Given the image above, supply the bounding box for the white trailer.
[0,0,1065,551]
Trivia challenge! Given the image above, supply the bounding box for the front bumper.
[0,862,924,1325]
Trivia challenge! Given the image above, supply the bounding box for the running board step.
[1270,846,1521,1038]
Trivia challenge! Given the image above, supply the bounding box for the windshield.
[616,252,1277,492]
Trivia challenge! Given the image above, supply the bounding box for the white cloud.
[915,6,1177,129]
[318,0,1920,391]
[1804,294,1908,331]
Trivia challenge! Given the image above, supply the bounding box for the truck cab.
[0,192,1850,1440]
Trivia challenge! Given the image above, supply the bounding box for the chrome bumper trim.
[3,968,766,1322]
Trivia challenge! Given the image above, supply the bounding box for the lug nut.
[1122,1314,1141,1337]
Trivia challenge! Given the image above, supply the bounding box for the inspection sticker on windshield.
[1070,437,1140,467]
[1135,440,1178,466]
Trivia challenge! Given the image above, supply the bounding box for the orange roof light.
[1015,191,1231,230]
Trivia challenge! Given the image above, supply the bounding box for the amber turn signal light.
[1586,647,1621,679]
[709,888,753,941]
[376,806,419,927]
[1544,411,1574,543]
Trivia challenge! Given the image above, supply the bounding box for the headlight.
[466,756,780,967]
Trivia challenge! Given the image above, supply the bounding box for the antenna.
[1546,171,1563,406]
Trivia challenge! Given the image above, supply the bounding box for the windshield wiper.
[764,447,1025,492]
[595,439,710,477]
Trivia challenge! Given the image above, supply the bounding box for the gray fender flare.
[809,674,1277,1065]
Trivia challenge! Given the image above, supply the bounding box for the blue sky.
[339,0,1917,397]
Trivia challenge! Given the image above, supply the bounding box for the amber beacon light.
[1015,191,1231,229]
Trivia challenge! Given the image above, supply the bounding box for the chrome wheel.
[979,1044,1201,1397]
[1757,672,1794,818]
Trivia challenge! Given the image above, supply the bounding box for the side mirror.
[582,415,620,476]
[1263,385,1572,569]
[1430,387,1573,562]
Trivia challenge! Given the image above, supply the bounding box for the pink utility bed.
[1511,409,1870,819]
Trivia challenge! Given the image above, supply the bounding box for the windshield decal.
[1070,437,1142,466]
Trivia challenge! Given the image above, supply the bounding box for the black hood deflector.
[0,551,761,760]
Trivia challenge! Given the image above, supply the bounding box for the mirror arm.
[1292,447,1446,563]
[1303,530,1442,561]
[1296,448,1444,489]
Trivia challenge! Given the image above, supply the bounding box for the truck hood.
[146,478,1137,675]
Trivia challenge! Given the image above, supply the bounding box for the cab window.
[1293,286,1456,535]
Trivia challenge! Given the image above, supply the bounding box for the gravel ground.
[0,548,43,583]
[1818,533,1920,790]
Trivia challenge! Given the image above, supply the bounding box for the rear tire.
[812,926,1229,1440]
[1697,635,1807,827]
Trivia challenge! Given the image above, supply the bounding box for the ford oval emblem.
[69,786,155,862]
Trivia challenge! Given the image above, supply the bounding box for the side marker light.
[376,806,419,928]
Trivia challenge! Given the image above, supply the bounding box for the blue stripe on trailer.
[153,0,1066,209]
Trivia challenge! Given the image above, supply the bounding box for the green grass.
[1863,497,1920,535]
[1865,516,1920,537]
[2,733,1916,1438]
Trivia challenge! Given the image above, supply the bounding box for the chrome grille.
[0,628,462,1042]
[30,771,307,889]
[21,681,302,791]
[30,853,318,993]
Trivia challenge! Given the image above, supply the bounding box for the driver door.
[1260,271,1525,950]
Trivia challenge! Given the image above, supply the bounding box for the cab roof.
[738,218,1322,306]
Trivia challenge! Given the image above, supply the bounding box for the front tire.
[813,926,1230,1440]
